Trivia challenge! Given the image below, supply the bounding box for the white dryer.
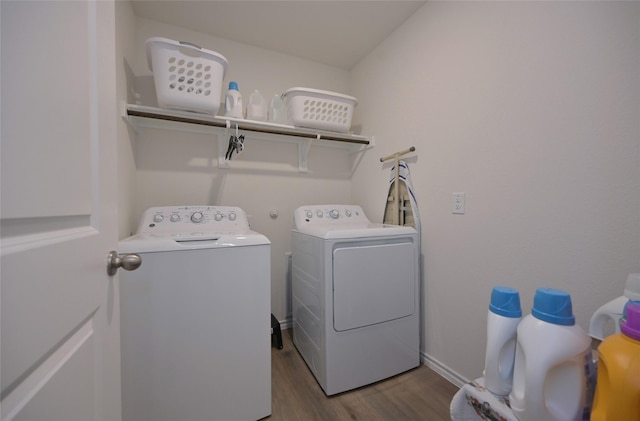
[119,206,271,421]
[292,204,419,396]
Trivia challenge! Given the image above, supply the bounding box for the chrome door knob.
[107,251,142,276]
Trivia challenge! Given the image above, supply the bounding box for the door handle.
[107,251,141,276]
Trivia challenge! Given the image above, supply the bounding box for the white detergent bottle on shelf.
[246,89,267,121]
[510,288,594,421]
[483,286,522,396]
[589,273,640,340]
[224,81,243,118]
[268,94,286,124]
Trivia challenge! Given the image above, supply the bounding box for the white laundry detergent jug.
[510,288,595,421]
[483,286,522,396]
[268,94,286,124]
[589,273,640,340]
[246,89,267,121]
[224,81,243,118]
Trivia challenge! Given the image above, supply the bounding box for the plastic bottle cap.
[624,273,640,301]
[531,288,575,326]
[621,303,640,341]
[489,286,522,318]
[228,81,239,91]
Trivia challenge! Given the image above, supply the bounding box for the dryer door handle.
[106,251,141,276]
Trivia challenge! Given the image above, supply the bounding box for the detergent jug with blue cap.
[224,81,243,118]
[509,288,595,421]
[483,286,522,396]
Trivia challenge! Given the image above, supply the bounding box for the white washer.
[292,204,420,396]
[119,206,271,421]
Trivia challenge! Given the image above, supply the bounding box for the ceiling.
[130,1,426,70]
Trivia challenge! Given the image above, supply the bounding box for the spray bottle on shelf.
[483,286,522,396]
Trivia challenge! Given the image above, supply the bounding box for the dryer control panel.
[137,206,250,236]
[294,204,370,228]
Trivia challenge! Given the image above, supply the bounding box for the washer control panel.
[294,204,370,228]
[137,206,250,236]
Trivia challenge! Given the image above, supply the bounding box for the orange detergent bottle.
[591,303,640,421]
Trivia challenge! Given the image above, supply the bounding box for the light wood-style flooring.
[269,329,459,420]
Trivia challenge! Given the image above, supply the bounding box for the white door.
[1,1,121,420]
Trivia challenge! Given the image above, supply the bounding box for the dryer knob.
[305,210,313,219]
[228,212,237,221]
[329,209,339,219]
[316,210,323,218]
[214,213,224,221]
[153,214,164,223]
[170,214,181,222]
[191,212,204,223]
[345,210,352,217]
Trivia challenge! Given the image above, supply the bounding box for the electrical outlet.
[452,192,465,214]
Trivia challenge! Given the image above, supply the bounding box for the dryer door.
[333,239,416,332]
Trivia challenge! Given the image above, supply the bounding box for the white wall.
[350,1,640,382]
[122,16,361,323]
[115,0,138,240]
[118,1,640,384]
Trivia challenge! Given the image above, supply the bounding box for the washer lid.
[119,232,270,254]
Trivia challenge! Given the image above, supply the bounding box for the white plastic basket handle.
[177,41,205,58]
[179,41,202,50]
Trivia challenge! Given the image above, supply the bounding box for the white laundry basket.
[145,37,228,114]
[450,378,519,421]
[282,87,357,133]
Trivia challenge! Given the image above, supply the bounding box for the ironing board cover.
[383,160,420,231]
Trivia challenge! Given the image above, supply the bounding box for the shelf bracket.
[298,138,313,173]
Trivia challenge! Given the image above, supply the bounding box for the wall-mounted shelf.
[124,104,373,172]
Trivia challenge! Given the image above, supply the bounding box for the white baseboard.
[279,316,292,331]
[421,351,468,388]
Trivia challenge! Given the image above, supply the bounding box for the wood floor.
[269,329,459,421]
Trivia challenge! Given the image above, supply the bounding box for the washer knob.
[153,214,164,223]
[345,210,352,217]
[214,213,224,221]
[170,214,180,222]
[315,210,323,218]
[228,212,237,221]
[329,209,339,219]
[191,212,204,223]
[305,210,313,219]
